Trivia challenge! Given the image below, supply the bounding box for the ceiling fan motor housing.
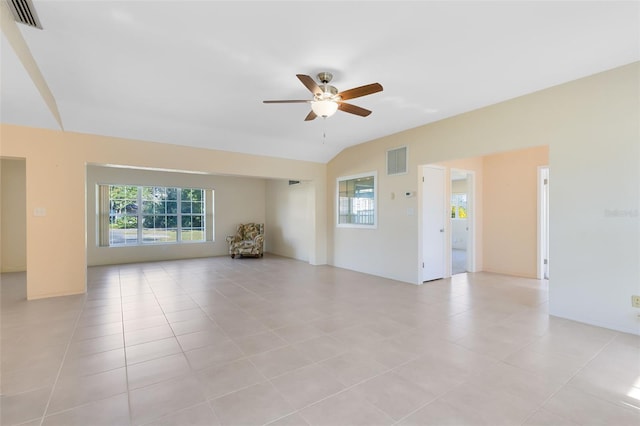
[317,72,333,84]
[317,84,339,101]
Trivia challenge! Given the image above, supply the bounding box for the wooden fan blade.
[338,102,372,117]
[304,110,317,121]
[297,74,322,96]
[263,100,309,103]
[338,83,383,101]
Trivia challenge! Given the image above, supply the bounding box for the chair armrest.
[254,234,264,245]
[225,235,236,243]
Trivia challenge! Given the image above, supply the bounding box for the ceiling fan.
[263,72,383,121]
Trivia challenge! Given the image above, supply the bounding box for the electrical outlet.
[632,295,640,308]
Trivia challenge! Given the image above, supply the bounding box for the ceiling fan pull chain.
[323,118,327,144]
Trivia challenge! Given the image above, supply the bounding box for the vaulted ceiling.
[1,1,638,163]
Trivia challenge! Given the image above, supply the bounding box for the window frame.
[336,171,378,229]
[105,184,207,247]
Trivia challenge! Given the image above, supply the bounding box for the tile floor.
[1,255,639,425]
[451,249,467,275]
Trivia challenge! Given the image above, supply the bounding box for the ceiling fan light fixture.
[263,72,382,121]
[311,100,338,118]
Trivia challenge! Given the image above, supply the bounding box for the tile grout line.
[395,323,622,426]
[258,335,428,425]
[134,272,502,422]
[388,320,555,425]
[178,268,441,423]
[184,271,297,424]
[37,288,90,425]
[120,267,135,426]
[129,265,199,425]
[518,330,622,425]
[6,259,636,426]
[157,265,384,424]
[48,261,631,425]
[139,263,228,425]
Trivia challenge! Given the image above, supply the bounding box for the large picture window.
[103,184,206,246]
[337,172,377,228]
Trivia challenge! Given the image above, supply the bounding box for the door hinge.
[544,259,548,265]
[422,176,424,182]
[544,178,548,185]
[422,262,424,268]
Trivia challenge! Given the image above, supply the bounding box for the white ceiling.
[1,1,638,163]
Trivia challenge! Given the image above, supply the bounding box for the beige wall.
[265,180,312,262]
[328,62,639,334]
[0,126,327,299]
[438,147,549,278]
[1,62,637,335]
[86,165,266,265]
[483,146,549,278]
[1,158,27,272]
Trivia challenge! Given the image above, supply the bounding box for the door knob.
[439,229,444,233]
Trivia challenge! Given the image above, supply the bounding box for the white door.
[422,166,445,281]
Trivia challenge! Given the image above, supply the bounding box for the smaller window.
[337,172,377,228]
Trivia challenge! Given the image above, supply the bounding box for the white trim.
[537,166,549,280]
[336,171,378,229]
[468,171,477,273]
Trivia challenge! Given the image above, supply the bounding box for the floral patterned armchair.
[225,223,264,258]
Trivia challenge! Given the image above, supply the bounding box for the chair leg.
[231,254,235,259]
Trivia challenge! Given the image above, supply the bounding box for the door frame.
[450,168,476,275]
[537,166,550,280]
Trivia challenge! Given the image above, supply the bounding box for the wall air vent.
[288,180,301,186]
[387,146,408,175]
[5,0,43,29]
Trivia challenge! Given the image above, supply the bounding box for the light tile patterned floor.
[1,255,639,425]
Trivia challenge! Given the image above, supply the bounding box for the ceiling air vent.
[5,0,43,29]
[387,146,407,175]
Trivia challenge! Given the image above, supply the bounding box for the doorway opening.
[0,157,27,301]
[419,146,548,284]
[450,169,474,275]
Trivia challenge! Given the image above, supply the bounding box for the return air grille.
[6,0,43,29]
[387,146,407,175]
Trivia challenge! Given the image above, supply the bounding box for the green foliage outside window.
[107,185,206,245]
